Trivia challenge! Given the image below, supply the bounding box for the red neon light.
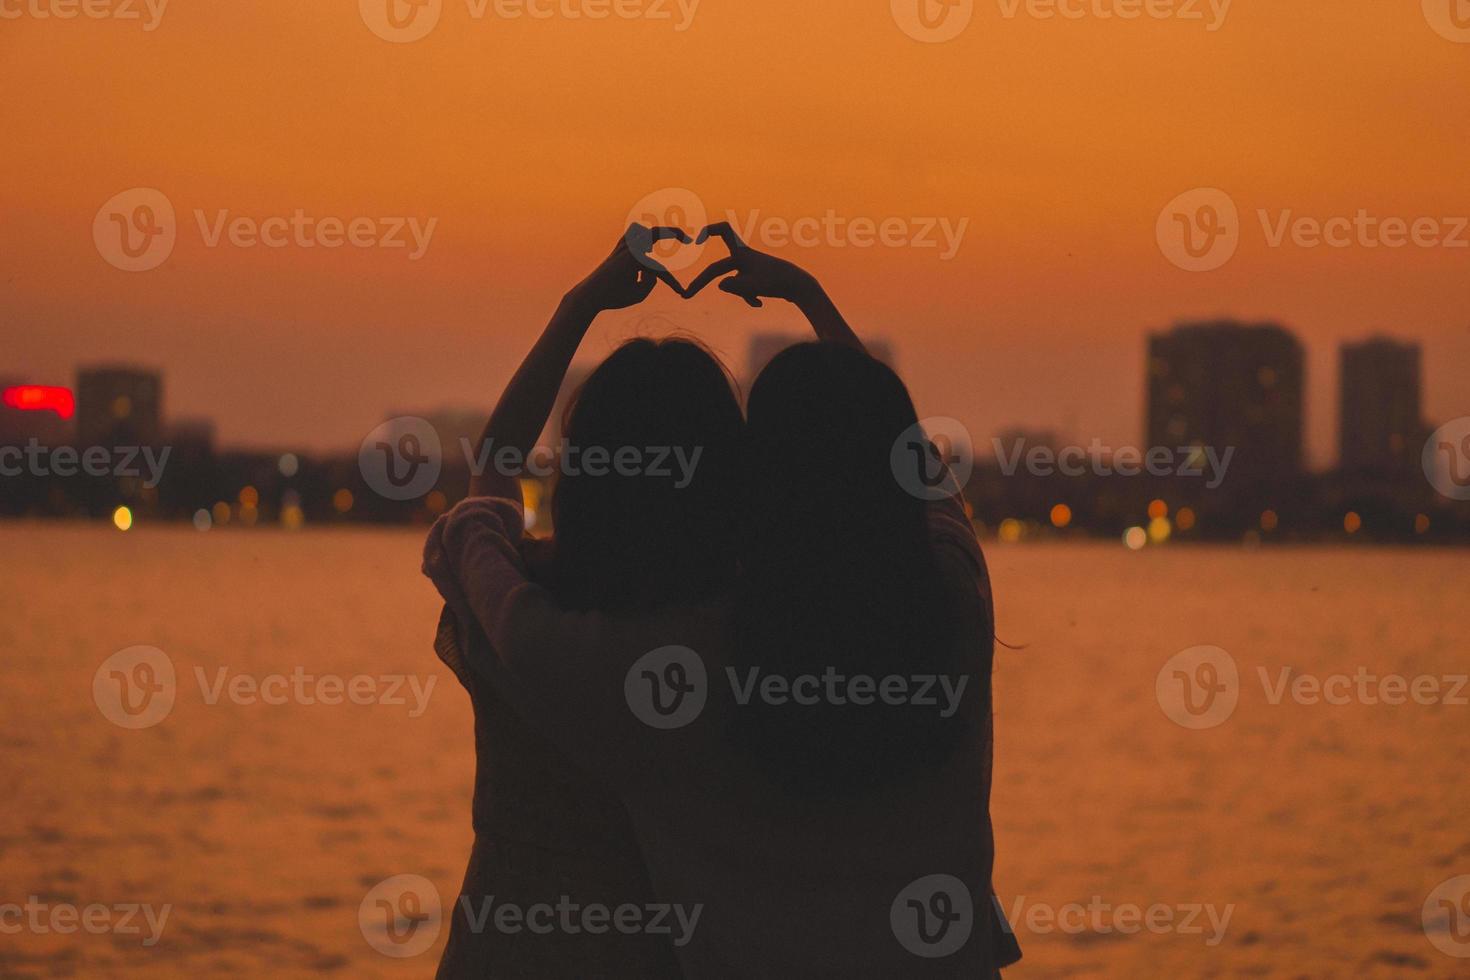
[2,386,75,420]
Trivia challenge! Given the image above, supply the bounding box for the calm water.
[2,524,1466,977]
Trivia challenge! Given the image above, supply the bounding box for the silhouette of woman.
[425,226,742,979]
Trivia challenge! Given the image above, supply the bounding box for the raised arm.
[683,222,866,353]
[468,225,691,500]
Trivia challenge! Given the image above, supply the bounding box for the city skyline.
[6,321,1456,473]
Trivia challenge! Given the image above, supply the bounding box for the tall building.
[1338,337,1422,474]
[76,366,162,448]
[1146,321,1305,482]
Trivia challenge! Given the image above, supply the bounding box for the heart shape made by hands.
[626,222,748,299]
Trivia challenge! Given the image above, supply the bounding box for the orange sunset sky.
[2,0,1467,467]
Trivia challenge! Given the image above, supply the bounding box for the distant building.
[1146,321,1305,481]
[1339,337,1422,474]
[76,366,162,448]
[0,381,75,446]
[164,418,217,458]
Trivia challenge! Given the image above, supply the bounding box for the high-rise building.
[1146,321,1305,482]
[76,366,162,448]
[1338,337,1422,474]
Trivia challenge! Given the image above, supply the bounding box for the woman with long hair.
[424,225,742,979]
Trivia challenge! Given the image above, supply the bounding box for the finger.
[622,223,654,256]
[640,254,687,296]
[648,226,693,246]
[719,277,764,308]
[696,222,748,250]
[683,256,741,297]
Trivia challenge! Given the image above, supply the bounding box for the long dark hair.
[550,337,744,613]
[733,342,972,796]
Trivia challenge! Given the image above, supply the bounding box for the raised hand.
[565,224,691,315]
[683,223,818,308]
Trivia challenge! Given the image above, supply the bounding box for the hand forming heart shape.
[624,221,814,310]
